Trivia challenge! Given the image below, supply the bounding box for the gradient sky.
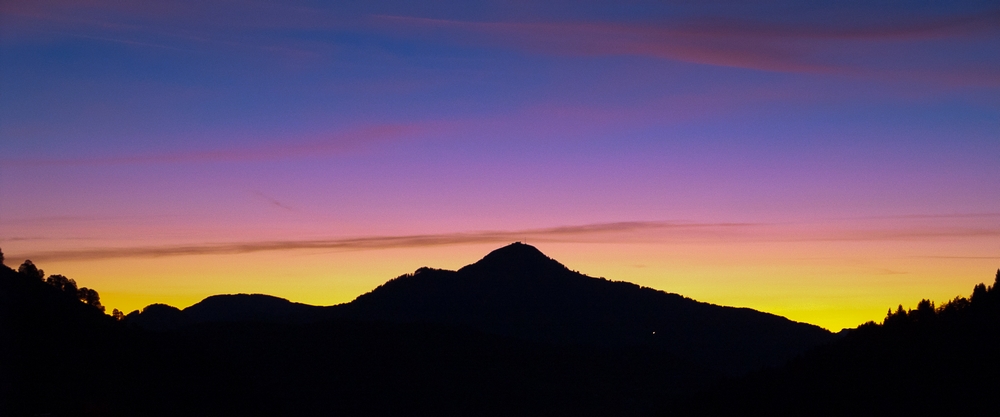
[1,0,998,330]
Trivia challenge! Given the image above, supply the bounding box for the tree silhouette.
[913,299,935,323]
[0,246,5,266]
[884,304,908,326]
[46,274,79,294]
[971,283,988,303]
[18,260,44,280]
[112,308,125,321]
[78,287,105,312]
[21,264,107,312]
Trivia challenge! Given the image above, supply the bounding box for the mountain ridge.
[0,263,712,416]
[8,245,994,416]
[128,242,834,374]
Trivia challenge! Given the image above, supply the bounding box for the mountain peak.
[460,242,567,275]
[485,241,545,257]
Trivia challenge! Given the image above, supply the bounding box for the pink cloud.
[5,221,757,262]
[669,10,1000,41]
[370,13,1000,82]
[371,16,823,73]
[9,215,1000,262]
[6,2,995,84]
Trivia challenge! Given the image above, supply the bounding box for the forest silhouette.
[1,243,998,416]
[671,268,1000,416]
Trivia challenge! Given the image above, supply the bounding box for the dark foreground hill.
[130,243,834,375]
[2,243,833,416]
[673,270,1000,416]
[5,244,998,416]
[2,258,710,417]
[0,262,121,416]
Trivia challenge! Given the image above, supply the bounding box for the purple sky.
[1,0,998,329]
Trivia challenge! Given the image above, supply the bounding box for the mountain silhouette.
[339,243,834,373]
[8,246,998,416]
[134,242,834,374]
[2,259,711,417]
[461,241,567,275]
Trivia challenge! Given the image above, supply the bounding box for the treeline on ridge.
[10,256,107,314]
[673,269,1000,416]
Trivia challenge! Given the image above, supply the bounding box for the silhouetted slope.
[124,294,323,330]
[123,294,323,330]
[124,303,190,330]
[183,293,324,323]
[127,243,832,374]
[0,264,121,416]
[3,254,714,417]
[9,244,997,416]
[339,243,834,374]
[115,320,712,417]
[673,270,1000,416]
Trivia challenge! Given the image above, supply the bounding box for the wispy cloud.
[372,15,830,74]
[7,1,996,83]
[11,219,1000,262]
[911,256,999,260]
[3,236,81,242]
[11,221,753,261]
[371,11,1000,83]
[798,228,1000,242]
[252,191,295,211]
[666,10,1000,41]
[851,212,1000,220]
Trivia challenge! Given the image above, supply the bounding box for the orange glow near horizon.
[9,222,997,331]
[2,0,999,336]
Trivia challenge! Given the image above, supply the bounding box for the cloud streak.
[11,221,753,262]
[12,220,1000,262]
[847,212,1000,220]
[911,256,1000,260]
[373,15,828,74]
[252,191,295,211]
[371,11,1000,83]
[6,2,996,84]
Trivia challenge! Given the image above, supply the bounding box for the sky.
[1,0,998,330]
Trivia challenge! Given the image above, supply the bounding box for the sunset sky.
[1,0,998,330]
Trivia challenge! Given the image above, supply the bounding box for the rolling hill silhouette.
[128,294,324,330]
[131,242,834,374]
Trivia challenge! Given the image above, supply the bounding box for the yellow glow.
[26,237,996,331]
